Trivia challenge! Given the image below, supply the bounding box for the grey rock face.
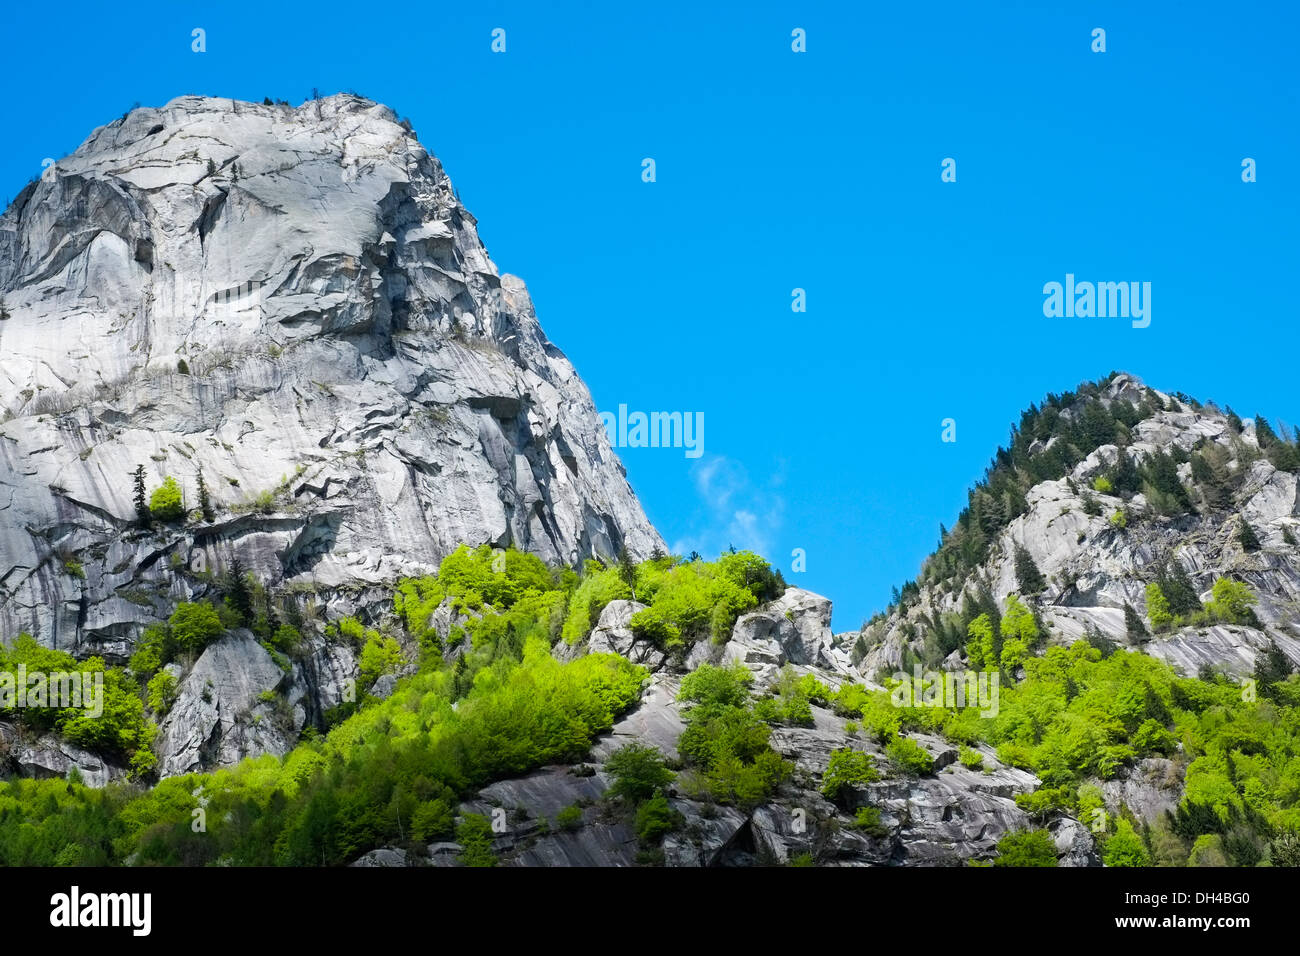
[586,600,665,670]
[1093,757,1184,825]
[0,94,663,651]
[1,721,127,787]
[156,629,296,777]
[1050,817,1101,867]
[727,587,854,684]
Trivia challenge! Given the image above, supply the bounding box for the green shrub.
[958,746,985,770]
[1206,577,1257,626]
[456,813,498,867]
[556,804,584,831]
[561,564,631,644]
[1104,818,1150,866]
[358,633,404,689]
[677,662,790,805]
[634,793,681,844]
[679,662,753,709]
[852,805,888,837]
[627,554,770,647]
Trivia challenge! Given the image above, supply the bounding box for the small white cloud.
[670,455,785,559]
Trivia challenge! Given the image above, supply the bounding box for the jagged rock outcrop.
[0,720,127,787]
[0,93,663,659]
[726,587,855,683]
[586,600,665,670]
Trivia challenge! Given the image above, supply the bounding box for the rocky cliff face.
[0,94,663,657]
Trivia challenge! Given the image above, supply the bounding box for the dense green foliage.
[626,550,785,648]
[821,748,879,804]
[0,635,157,777]
[993,829,1058,867]
[604,743,675,802]
[148,476,185,522]
[1147,575,1258,633]
[0,636,645,865]
[676,663,792,805]
[0,545,784,866]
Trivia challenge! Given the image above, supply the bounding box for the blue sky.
[1,1,1296,629]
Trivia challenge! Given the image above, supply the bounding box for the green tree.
[1124,602,1148,642]
[604,743,674,802]
[1206,577,1258,626]
[1104,818,1151,866]
[196,467,214,523]
[359,633,404,689]
[1013,544,1045,595]
[147,670,179,714]
[456,814,498,867]
[149,476,184,521]
[966,613,996,668]
[821,748,879,804]
[1001,594,1039,645]
[886,735,935,776]
[225,556,254,625]
[1253,641,1294,699]
[132,465,150,528]
[1145,583,1172,632]
[1269,829,1300,867]
[1239,519,1261,553]
[169,601,223,652]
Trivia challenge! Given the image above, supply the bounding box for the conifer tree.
[196,467,214,523]
[616,545,637,597]
[226,556,254,625]
[1124,602,1148,642]
[1013,544,1045,595]
[1239,519,1262,553]
[132,465,150,528]
[1156,557,1202,616]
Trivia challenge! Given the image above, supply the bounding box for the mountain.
[0,93,662,653]
[850,372,1300,682]
[3,99,1299,868]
